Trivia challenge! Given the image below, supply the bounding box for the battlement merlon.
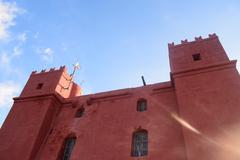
[168,33,218,49]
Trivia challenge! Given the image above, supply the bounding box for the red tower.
[0,66,81,160]
[169,34,240,159]
[0,34,239,160]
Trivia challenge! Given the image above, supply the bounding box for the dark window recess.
[62,137,76,160]
[137,99,147,112]
[75,107,85,118]
[132,130,148,157]
[192,53,201,61]
[36,83,44,89]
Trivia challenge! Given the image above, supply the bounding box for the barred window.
[62,137,76,160]
[132,130,148,157]
[137,99,147,112]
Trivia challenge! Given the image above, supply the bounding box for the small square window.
[192,53,201,61]
[36,83,44,89]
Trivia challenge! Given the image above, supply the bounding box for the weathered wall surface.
[38,82,186,160]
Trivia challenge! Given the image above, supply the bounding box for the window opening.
[132,130,148,157]
[137,99,147,112]
[62,137,76,160]
[36,83,44,89]
[75,107,85,118]
[192,53,201,61]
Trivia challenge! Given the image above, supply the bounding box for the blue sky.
[1,0,240,126]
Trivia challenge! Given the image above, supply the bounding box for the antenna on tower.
[70,62,80,80]
[141,76,146,86]
[61,62,81,91]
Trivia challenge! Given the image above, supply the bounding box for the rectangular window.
[192,53,201,61]
[137,99,147,112]
[36,83,44,89]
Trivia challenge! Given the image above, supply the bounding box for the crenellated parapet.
[168,33,218,48]
[31,65,67,75]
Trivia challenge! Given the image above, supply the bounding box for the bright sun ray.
[171,113,201,135]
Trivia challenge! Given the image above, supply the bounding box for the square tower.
[0,66,81,160]
[170,34,240,159]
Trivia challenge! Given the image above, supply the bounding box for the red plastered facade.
[0,34,240,160]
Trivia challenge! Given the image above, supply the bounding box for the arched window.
[131,129,148,157]
[60,136,76,160]
[75,107,85,118]
[137,99,147,112]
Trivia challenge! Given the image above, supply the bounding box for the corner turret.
[0,65,81,160]
[20,66,81,98]
[168,33,230,73]
[170,34,240,159]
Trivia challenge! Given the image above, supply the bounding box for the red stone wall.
[0,97,60,160]
[37,83,186,160]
